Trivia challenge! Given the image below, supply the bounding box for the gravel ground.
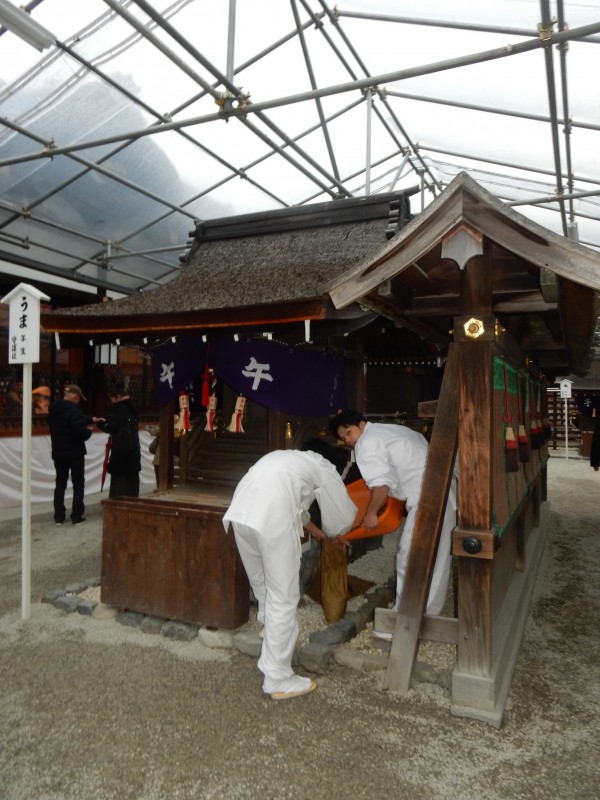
[1,453,599,800]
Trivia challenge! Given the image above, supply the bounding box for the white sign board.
[1,283,50,364]
[1,282,50,621]
[559,379,572,399]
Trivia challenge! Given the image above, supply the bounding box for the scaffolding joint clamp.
[537,19,556,44]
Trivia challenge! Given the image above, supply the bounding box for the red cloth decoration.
[201,367,210,408]
[201,344,212,408]
[101,437,111,491]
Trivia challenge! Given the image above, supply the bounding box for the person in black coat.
[48,384,93,525]
[95,383,141,498]
[591,416,600,472]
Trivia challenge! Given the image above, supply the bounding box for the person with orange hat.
[32,385,52,414]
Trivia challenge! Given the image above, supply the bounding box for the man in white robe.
[223,447,357,700]
[329,410,457,616]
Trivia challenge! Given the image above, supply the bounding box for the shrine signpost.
[1,283,50,620]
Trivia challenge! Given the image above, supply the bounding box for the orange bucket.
[344,478,404,541]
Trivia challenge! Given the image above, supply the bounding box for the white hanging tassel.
[227,396,246,433]
[305,320,310,342]
[204,395,217,432]
[176,391,191,434]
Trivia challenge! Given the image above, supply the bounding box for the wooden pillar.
[268,409,285,451]
[454,244,495,679]
[178,433,189,485]
[455,337,494,676]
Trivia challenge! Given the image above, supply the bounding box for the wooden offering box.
[101,495,249,630]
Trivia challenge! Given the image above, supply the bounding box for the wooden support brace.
[383,343,459,694]
[375,607,458,645]
[417,399,438,419]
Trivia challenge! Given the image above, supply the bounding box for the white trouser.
[394,499,456,616]
[231,522,301,693]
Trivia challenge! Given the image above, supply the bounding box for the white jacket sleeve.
[356,433,398,493]
[314,478,357,537]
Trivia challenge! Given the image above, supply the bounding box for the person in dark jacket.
[591,416,600,471]
[48,384,93,525]
[95,383,141,498]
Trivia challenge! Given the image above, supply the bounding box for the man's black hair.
[327,410,366,439]
[301,437,347,475]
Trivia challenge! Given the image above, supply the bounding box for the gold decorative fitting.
[495,320,506,338]
[463,317,485,339]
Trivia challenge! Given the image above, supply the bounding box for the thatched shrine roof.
[41,173,600,376]
[41,189,413,337]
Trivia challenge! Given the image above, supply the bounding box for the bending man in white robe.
[223,447,357,700]
[330,410,457,616]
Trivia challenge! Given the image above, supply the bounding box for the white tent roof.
[1,0,599,298]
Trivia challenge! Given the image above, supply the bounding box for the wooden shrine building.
[41,172,600,725]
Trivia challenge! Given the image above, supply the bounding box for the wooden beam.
[360,293,450,347]
[383,342,459,693]
[40,299,330,335]
[417,399,438,418]
[375,607,459,645]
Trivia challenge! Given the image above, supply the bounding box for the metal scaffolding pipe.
[316,0,441,192]
[384,88,600,133]
[126,0,350,198]
[108,96,366,252]
[59,36,291,208]
[0,249,136,295]
[417,142,600,189]
[299,0,411,166]
[170,9,325,117]
[0,230,164,288]
[290,0,340,182]
[539,0,568,235]
[245,19,600,110]
[388,152,411,193]
[226,0,236,83]
[3,19,599,168]
[557,0,575,222]
[365,88,372,195]
[102,245,190,260]
[334,8,600,45]
[508,187,600,207]
[0,117,197,219]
